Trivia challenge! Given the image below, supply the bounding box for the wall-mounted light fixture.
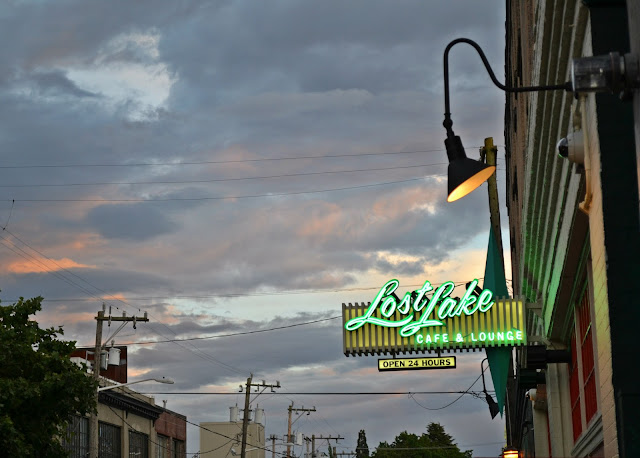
[571,52,639,99]
[502,448,520,458]
[442,38,639,202]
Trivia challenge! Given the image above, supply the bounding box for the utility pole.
[268,435,278,458]
[240,375,253,458]
[287,404,316,458]
[89,306,149,458]
[481,137,504,265]
[310,434,343,458]
[240,376,280,458]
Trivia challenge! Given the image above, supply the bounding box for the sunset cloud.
[7,257,96,274]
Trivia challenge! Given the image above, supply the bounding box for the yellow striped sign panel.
[342,298,526,356]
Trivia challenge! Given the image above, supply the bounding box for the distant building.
[63,347,186,458]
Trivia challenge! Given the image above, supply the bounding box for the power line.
[4,168,505,202]
[93,316,342,346]
[0,147,467,169]
[0,162,448,188]
[8,175,434,202]
[408,373,483,410]
[140,391,494,396]
[1,228,250,377]
[16,279,488,302]
[75,281,478,347]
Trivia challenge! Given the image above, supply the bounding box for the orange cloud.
[128,367,152,378]
[8,257,96,274]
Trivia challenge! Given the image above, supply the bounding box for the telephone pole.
[287,404,316,458]
[311,435,344,458]
[89,306,149,458]
[268,435,278,458]
[239,376,280,458]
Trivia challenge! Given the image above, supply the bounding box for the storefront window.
[62,415,89,458]
[99,422,122,458]
[129,430,148,458]
[156,434,170,458]
[172,439,185,458]
[569,287,598,443]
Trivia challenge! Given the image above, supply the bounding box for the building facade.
[63,349,187,458]
[504,1,639,457]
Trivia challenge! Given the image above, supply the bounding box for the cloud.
[85,203,179,241]
[0,1,508,456]
[6,256,95,274]
[29,69,99,98]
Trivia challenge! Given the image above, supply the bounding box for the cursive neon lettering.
[478,290,494,312]
[344,279,495,336]
[344,279,413,331]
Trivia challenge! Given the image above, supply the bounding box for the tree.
[371,422,472,458]
[356,429,370,458]
[0,296,98,456]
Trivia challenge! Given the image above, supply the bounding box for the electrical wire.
[8,175,435,202]
[5,168,506,203]
[139,391,494,396]
[407,373,483,410]
[2,199,14,229]
[0,162,448,188]
[0,147,478,169]
[75,280,475,347]
[106,316,341,346]
[0,228,250,377]
[7,279,488,303]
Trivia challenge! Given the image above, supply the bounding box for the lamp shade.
[445,132,495,202]
[447,158,496,202]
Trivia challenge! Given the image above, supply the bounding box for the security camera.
[556,137,569,158]
[556,131,584,164]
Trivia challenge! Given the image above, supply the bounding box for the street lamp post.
[89,377,174,458]
[97,377,174,392]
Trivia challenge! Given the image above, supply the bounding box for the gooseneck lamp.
[443,38,571,202]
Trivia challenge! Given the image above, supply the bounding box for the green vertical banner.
[483,226,511,416]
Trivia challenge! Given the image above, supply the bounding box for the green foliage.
[0,296,98,457]
[371,422,472,458]
[357,429,370,458]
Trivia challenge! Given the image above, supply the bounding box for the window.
[156,435,169,458]
[129,431,149,458]
[62,415,89,458]
[172,439,185,458]
[569,287,598,443]
[99,422,122,458]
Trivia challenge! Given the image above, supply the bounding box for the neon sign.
[345,279,493,336]
[342,279,526,356]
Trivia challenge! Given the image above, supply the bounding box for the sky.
[0,1,512,456]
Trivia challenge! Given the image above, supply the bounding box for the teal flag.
[483,226,511,416]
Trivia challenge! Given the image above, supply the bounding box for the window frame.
[129,430,149,458]
[99,421,122,458]
[62,415,89,458]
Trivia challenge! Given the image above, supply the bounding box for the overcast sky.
[0,1,511,456]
